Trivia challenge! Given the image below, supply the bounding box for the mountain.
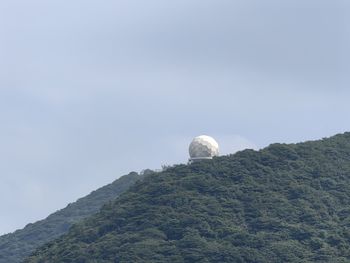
[0,172,143,263]
[26,133,350,262]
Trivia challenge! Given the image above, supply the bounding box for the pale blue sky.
[0,0,349,234]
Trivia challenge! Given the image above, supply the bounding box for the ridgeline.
[25,133,350,262]
[0,172,143,263]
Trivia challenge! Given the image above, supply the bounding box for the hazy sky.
[0,0,349,235]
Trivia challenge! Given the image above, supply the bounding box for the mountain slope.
[0,172,143,263]
[27,133,350,262]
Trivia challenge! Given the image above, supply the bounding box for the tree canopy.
[26,133,350,262]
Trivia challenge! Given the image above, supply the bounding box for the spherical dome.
[189,135,219,160]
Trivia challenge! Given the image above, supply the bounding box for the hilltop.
[26,133,350,262]
[0,172,143,263]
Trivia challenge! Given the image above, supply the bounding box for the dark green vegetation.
[26,133,350,262]
[0,172,143,263]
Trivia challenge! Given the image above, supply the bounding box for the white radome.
[189,135,219,161]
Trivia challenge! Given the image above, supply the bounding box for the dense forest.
[25,133,350,262]
[0,172,143,263]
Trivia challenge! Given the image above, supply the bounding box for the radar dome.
[189,135,219,161]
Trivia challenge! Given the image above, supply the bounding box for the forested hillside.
[0,172,143,263]
[26,133,350,262]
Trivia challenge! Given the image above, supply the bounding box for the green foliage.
[26,133,350,262]
[0,172,142,263]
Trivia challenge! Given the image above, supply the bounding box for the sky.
[0,0,349,235]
